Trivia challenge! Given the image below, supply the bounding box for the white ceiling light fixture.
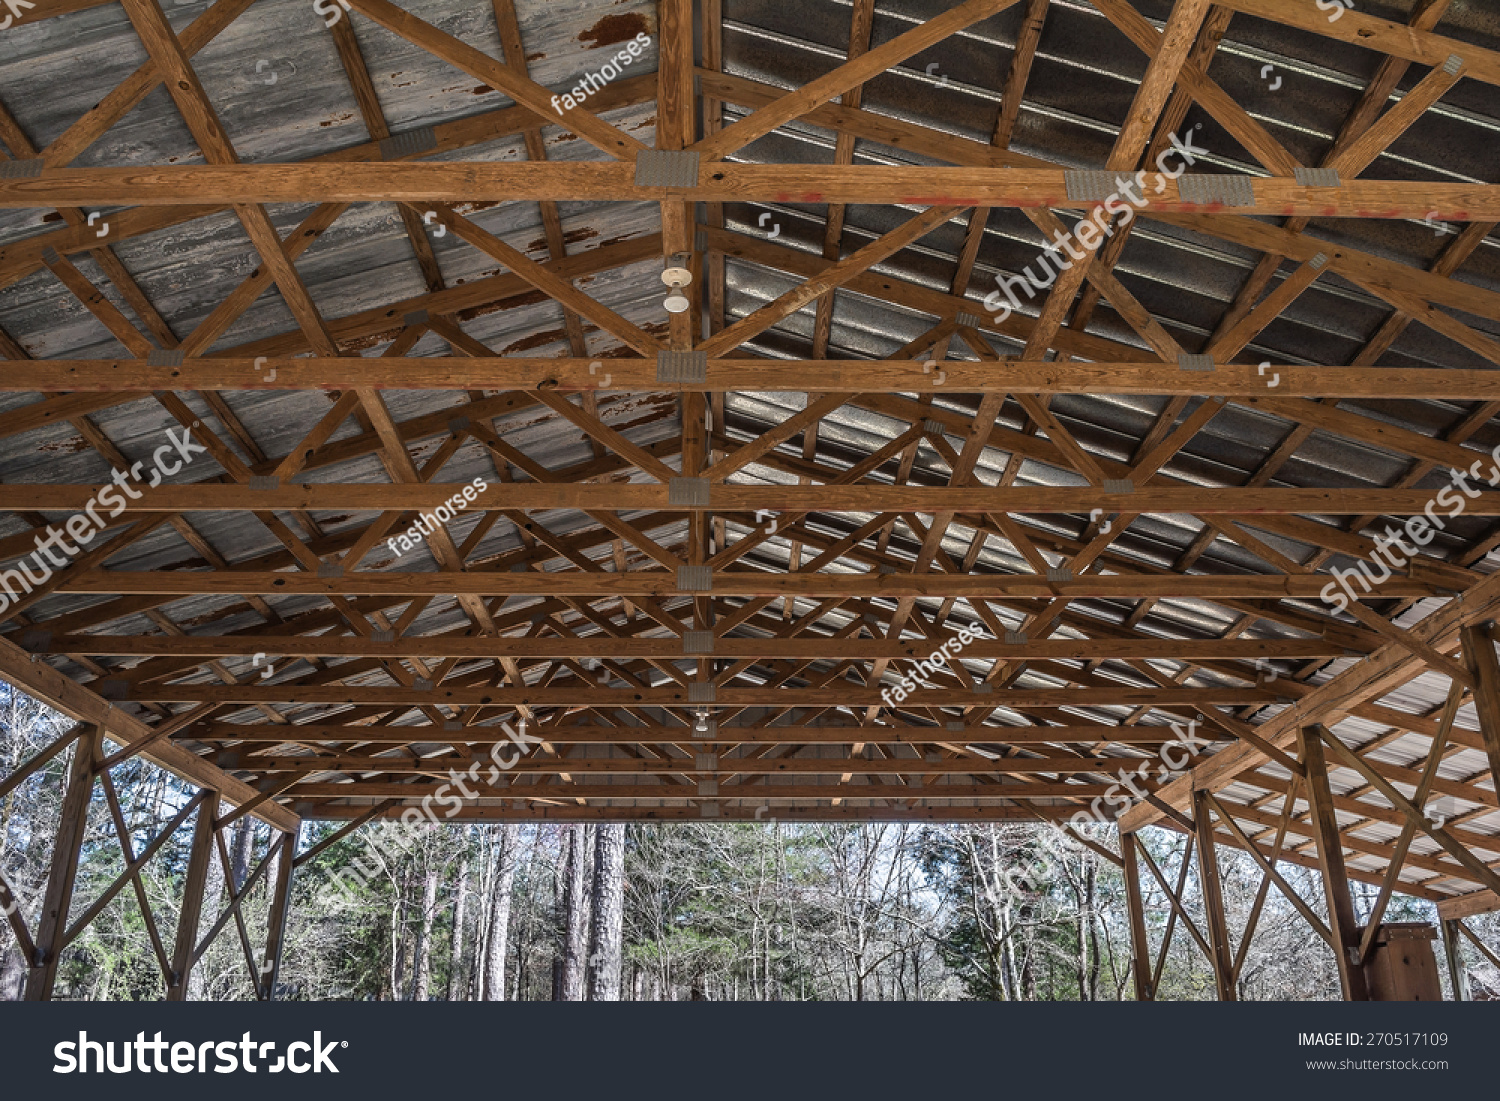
[662,252,692,313]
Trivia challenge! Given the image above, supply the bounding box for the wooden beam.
[23,358,1500,397]
[1461,622,1500,791]
[44,636,1346,661]
[165,790,218,1001]
[22,725,98,1001]
[1441,918,1470,1001]
[286,780,1138,797]
[1436,890,1500,922]
[28,569,1437,601]
[307,803,1082,822]
[4,483,1492,516]
[115,684,1271,708]
[189,721,1203,746]
[1193,788,1238,1000]
[3,164,1493,218]
[1297,725,1369,1001]
[1119,831,1154,1000]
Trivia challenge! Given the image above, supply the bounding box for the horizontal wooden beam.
[19,358,1500,398]
[189,721,1205,745]
[26,0,119,18]
[32,571,1435,600]
[1435,889,1500,921]
[112,684,1271,707]
[304,803,1082,822]
[2,165,1493,219]
[6,484,1495,515]
[0,638,297,831]
[284,783,1120,800]
[49,635,1346,660]
[238,755,1145,776]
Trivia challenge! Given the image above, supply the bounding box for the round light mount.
[661,252,692,287]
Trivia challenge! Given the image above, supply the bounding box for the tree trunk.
[482,825,519,1001]
[412,865,438,1001]
[586,823,626,1001]
[186,840,226,1001]
[446,857,470,1001]
[550,827,566,1001]
[510,827,541,1000]
[391,861,413,1000]
[1020,901,1038,1001]
[558,824,593,1001]
[230,819,254,892]
[1085,858,1102,1002]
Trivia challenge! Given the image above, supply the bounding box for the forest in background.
[3,685,1497,1002]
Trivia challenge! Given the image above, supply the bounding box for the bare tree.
[230,819,254,892]
[186,841,226,1001]
[482,825,519,1000]
[557,824,593,1000]
[587,823,626,1000]
[412,862,438,1001]
[446,855,470,1001]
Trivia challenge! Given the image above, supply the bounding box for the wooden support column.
[1120,830,1154,1001]
[1440,918,1470,1002]
[23,725,100,1001]
[166,790,219,1001]
[1193,790,1238,1001]
[261,825,299,1001]
[1298,725,1370,1000]
[1460,622,1500,790]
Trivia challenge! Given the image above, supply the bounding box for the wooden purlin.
[6,163,1497,216]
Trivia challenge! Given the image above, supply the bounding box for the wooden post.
[166,790,219,1001]
[1120,830,1154,1001]
[1440,918,1470,1002]
[1461,622,1500,792]
[1193,789,1238,1001]
[1298,725,1369,1000]
[23,725,99,1001]
[261,825,299,1000]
